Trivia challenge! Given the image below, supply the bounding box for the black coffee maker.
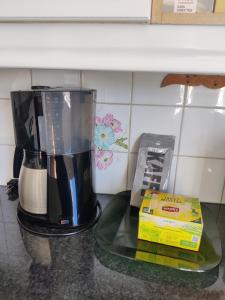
[10,87,98,235]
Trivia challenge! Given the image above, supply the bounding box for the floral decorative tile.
[92,152,128,194]
[95,149,114,170]
[94,104,130,170]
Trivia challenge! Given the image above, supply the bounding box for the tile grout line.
[0,144,15,147]
[219,181,225,206]
[105,150,225,161]
[184,105,225,110]
[172,85,188,194]
[176,155,225,160]
[2,221,10,267]
[96,101,132,106]
[1,97,225,110]
[125,72,134,190]
[80,70,83,88]
[30,69,33,87]
[128,151,225,160]
[94,101,225,110]
[0,188,10,267]
[0,189,3,222]
[97,101,182,107]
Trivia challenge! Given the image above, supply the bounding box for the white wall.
[0,69,225,203]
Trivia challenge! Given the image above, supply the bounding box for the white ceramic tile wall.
[180,108,225,158]
[130,106,182,154]
[0,145,15,185]
[186,86,225,108]
[0,69,224,204]
[82,71,132,103]
[175,157,225,203]
[0,69,31,185]
[133,72,185,106]
[0,69,31,99]
[0,100,14,145]
[32,69,80,87]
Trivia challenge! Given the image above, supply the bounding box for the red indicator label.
[162,206,179,213]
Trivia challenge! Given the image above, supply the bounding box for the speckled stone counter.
[0,186,225,300]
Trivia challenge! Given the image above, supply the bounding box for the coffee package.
[130,133,175,208]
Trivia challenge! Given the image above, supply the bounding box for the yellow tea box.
[135,249,199,271]
[138,190,203,251]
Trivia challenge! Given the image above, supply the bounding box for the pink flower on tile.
[102,113,114,126]
[96,116,103,125]
[110,119,122,133]
[102,113,122,133]
[95,150,113,170]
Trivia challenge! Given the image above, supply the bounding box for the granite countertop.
[0,186,225,300]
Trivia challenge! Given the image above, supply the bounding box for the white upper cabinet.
[0,0,151,22]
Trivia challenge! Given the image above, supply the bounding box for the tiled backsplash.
[0,69,225,203]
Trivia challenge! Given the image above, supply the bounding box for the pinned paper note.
[174,0,197,13]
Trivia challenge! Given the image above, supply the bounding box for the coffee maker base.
[17,202,101,237]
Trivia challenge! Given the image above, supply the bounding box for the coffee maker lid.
[11,86,96,94]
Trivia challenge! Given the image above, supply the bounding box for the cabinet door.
[0,0,151,22]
